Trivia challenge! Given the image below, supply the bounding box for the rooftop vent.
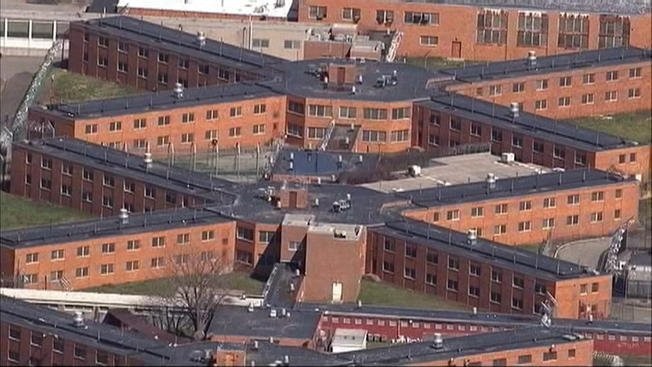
[144,151,153,169]
[408,165,421,177]
[357,74,363,84]
[269,309,277,318]
[73,311,85,328]
[432,333,443,349]
[351,86,356,95]
[510,102,519,119]
[467,229,477,245]
[313,198,320,207]
[527,50,537,68]
[118,208,129,225]
[253,340,259,350]
[289,152,294,161]
[248,303,255,312]
[486,173,496,190]
[173,83,184,99]
[197,31,206,47]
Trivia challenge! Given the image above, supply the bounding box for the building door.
[332,282,343,303]
[451,41,462,58]
[289,191,298,208]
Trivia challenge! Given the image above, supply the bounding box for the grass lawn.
[86,272,265,297]
[359,279,470,311]
[38,67,138,105]
[0,191,90,230]
[565,111,652,144]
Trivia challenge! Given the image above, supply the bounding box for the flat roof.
[336,326,586,365]
[272,149,380,178]
[0,295,227,365]
[419,92,636,150]
[45,82,280,119]
[373,219,599,281]
[14,138,238,204]
[81,16,285,74]
[0,207,232,248]
[261,59,441,102]
[396,168,634,207]
[360,152,549,193]
[403,0,651,15]
[118,0,293,18]
[441,47,651,82]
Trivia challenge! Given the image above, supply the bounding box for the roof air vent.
[119,208,129,225]
[73,311,85,328]
[173,83,184,99]
[467,229,477,246]
[527,50,537,68]
[432,333,443,349]
[486,173,496,190]
[197,31,206,47]
[510,102,519,120]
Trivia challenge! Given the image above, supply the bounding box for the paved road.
[0,55,44,125]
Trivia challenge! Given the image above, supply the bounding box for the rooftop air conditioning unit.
[408,165,422,177]
[501,152,515,163]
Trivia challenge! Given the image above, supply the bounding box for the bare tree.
[158,249,230,340]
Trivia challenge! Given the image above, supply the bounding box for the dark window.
[384,238,395,252]
[493,358,507,366]
[405,245,417,258]
[31,332,44,347]
[9,325,20,340]
[448,257,459,270]
[477,9,508,44]
[517,354,532,364]
[447,279,458,291]
[513,276,525,288]
[53,338,64,353]
[543,351,557,361]
[426,251,438,264]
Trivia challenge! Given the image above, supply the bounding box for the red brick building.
[297,0,652,60]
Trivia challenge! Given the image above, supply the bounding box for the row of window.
[477,68,643,97]
[288,103,411,121]
[7,326,113,364]
[309,7,440,25]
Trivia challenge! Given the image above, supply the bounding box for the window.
[96,351,110,365]
[157,115,170,126]
[308,104,332,117]
[307,127,325,139]
[559,76,572,87]
[558,13,589,49]
[512,135,523,148]
[599,15,630,48]
[446,209,460,221]
[181,133,194,143]
[447,279,459,291]
[469,286,480,298]
[84,123,98,134]
[495,203,508,214]
[543,218,555,229]
[553,145,565,159]
[568,349,576,358]
[252,38,269,48]
[535,283,547,295]
[430,113,441,125]
[533,140,545,153]
[338,106,357,119]
[576,152,587,166]
[420,35,439,46]
[229,127,241,137]
[534,99,547,110]
[543,351,557,361]
[252,103,267,115]
[469,263,481,276]
[405,11,439,25]
[471,207,484,217]
[535,79,548,91]
[628,88,641,99]
[101,243,115,254]
[384,238,395,252]
[591,212,604,223]
[592,282,599,293]
[309,5,327,19]
[390,130,409,142]
[362,130,386,142]
[157,52,169,63]
[237,227,254,241]
[182,112,195,123]
[491,270,502,283]
[490,291,502,304]
[391,107,411,120]
[405,245,417,258]
[629,67,642,78]
[152,236,166,248]
[74,344,86,360]
[567,194,580,205]
[477,9,508,44]
[31,332,44,347]
[177,233,190,244]
[448,257,459,270]
[615,189,623,199]
[469,123,482,137]
[51,249,64,260]
[558,96,571,107]
[488,84,502,96]
[615,209,622,219]
[40,178,52,190]
[512,297,523,310]
[513,276,524,288]
[100,263,114,275]
[287,124,302,137]
[22,273,38,284]
[202,230,215,241]
[583,73,596,84]
[512,82,525,93]
[283,40,301,49]
[376,10,394,24]
[342,7,361,21]
[126,260,140,271]
[426,250,438,264]
[363,108,387,120]
[259,231,275,244]
[428,135,440,146]
[157,135,170,146]
[591,191,605,202]
[404,267,416,279]
[567,215,580,225]
[518,221,531,232]
[606,70,619,81]
[9,325,21,341]
[491,128,503,142]
[581,93,595,104]
[383,261,395,273]
[127,240,140,251]
[204,130,218,141]
[519,200,532,211]
[97,56,108,67]
[77,246,90,257]
[108,121,122,132]
[426,273,436,285]
[157,72,169,84]
[102,195,113,208]
[151,257,165,268]
[517,12,548,46]
[144,186,156,198]
[493,358,507,367]
[199,64,209,74]
[117,61,128,72]
[61,184,72,196]
[137,67,148,78]
[26,252,39,264]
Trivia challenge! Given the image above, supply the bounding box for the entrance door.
[332,282,343,303]
[289,191,298,208]
[451,41,462,58]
